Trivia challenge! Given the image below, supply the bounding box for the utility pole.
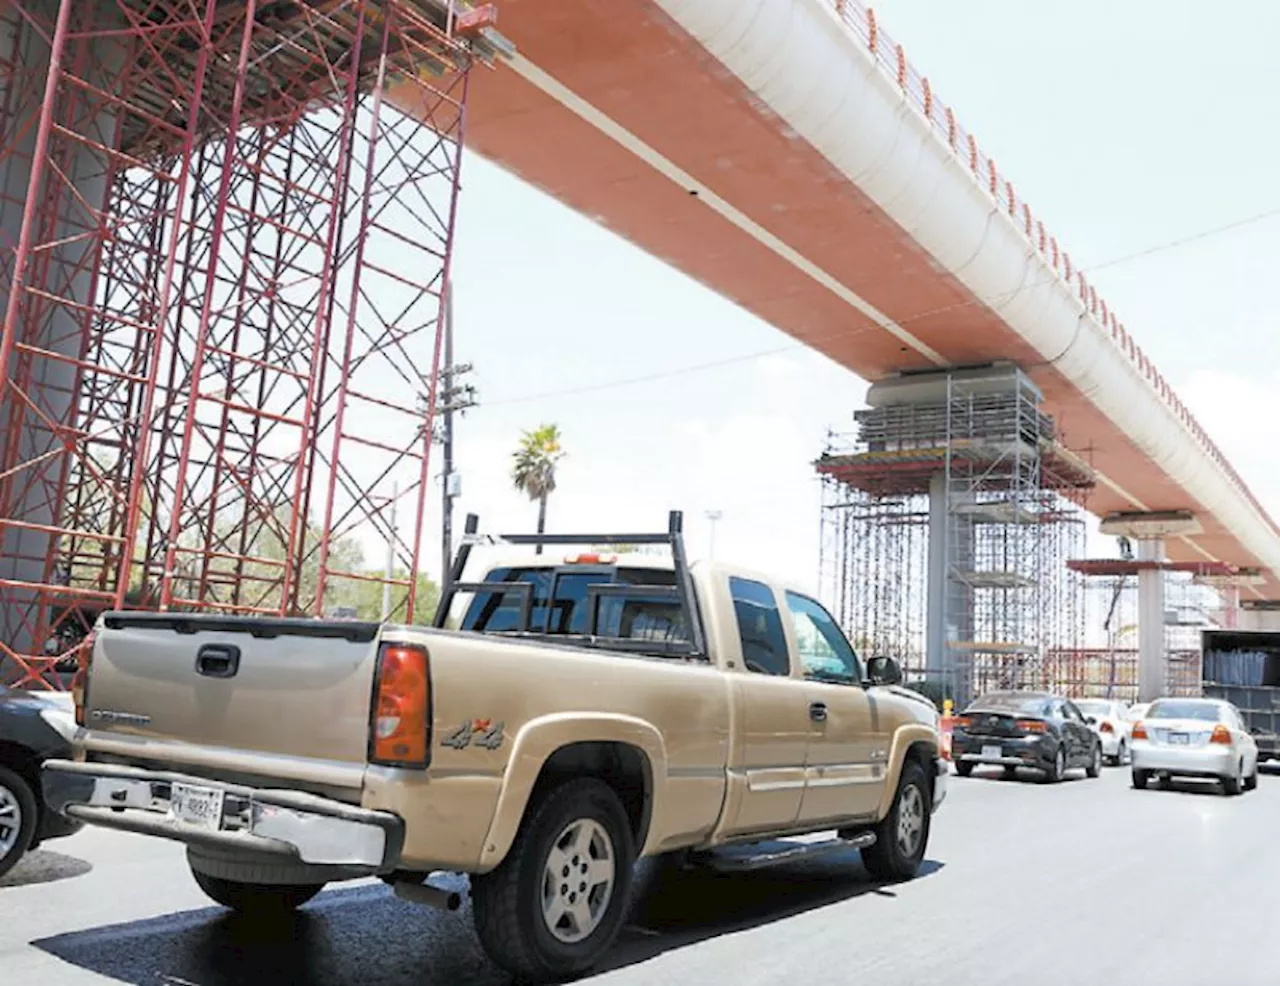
[436,281,476,592]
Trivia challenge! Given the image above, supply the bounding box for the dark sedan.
[952,691,1103,783]
[0,686,83,878]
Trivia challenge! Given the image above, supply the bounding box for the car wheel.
[1223,762,1243,796]
[862,759,931,883]
[954,761,974,777]
[1245,767,1259,791]
[1040,746,1066,784]
[190,869,324,914]
[1118,739,1129,766]
[1002,765,1018,780]
[1132,768,1151,789]
[472,778,636,983]
[1086,743,1103,778]
[0,766,38,880]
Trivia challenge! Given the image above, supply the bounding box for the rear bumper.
[41,759,404,872]
[1130,743,1237,778]
[952,734,1052,770]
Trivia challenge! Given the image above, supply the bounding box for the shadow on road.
[958,766,1096,784]
[32,853,943,985]
[0,848,92,889]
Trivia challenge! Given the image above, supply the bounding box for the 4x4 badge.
[441,719,506,751]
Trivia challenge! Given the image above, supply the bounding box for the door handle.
[809,702,828,723]
[195,644,241,679]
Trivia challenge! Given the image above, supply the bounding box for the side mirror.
[865,655,903,687]
[1085,716,1098,725]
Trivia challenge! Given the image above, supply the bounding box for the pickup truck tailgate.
[86,614,380,766]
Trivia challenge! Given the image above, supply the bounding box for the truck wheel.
[472,778,636,982]
[0,766,38,880]
[861,759,930,883]
[190,869,324,915]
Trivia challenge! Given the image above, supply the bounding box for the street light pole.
[381,480,397,621]
[705,509,722,562]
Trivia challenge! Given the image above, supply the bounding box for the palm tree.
[511,424,566,553]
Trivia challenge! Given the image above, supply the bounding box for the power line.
[483,201,1280,408]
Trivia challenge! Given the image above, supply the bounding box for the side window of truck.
[729,577,790,676]
[784,591,862,684]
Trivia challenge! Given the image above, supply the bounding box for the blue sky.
[427,0,1280,591]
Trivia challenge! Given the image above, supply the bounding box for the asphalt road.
[3,763,1275,986]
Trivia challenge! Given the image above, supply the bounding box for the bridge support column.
[1101,510,1202,703]
[1136,538,1166,702]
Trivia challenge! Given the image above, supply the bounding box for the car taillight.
[1100,721,1114,734]
[1210,724,1233,745]
[1015,719,1047,733]
[72,631,95,727]
[954,716,972,729]
[1131,721,1147,740]
[370,643,431,767]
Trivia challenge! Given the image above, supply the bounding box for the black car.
[951,690,1103,783]
[0,686,83,878]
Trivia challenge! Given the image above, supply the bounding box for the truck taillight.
[72,631,95,727]
[370,643,431,767]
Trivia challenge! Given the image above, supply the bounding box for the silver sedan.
[1131,697,1259,795]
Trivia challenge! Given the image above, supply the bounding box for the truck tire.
[861,759,930,883]
[472,778,636,982]
[0,766,38,880]
[190,867,324,915]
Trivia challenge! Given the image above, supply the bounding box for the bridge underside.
[431,0,1276,598]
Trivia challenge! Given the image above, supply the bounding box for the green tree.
[337,569,441,625]
[511,423,566,554]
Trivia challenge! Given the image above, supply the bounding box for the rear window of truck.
[461,566,690,644]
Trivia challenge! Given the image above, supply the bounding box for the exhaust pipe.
[393,880,463,911]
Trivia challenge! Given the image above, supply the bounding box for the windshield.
[965,693,1052,717]
[1145,700,1224,722]
[1075,700,1114,718]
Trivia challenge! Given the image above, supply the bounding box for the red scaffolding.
[0,1,503,688]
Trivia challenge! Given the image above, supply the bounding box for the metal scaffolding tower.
[0,1,507,688]
[817,363,1094,706]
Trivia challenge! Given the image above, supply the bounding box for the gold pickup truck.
[43,512,946,982]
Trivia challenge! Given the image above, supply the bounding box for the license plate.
[1169,732,1190,745]
[170,782,225,831]
[982,744,1003,760]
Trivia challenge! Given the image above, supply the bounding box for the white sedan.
[1076,698,1132,765]
[1131,697,1259,795]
